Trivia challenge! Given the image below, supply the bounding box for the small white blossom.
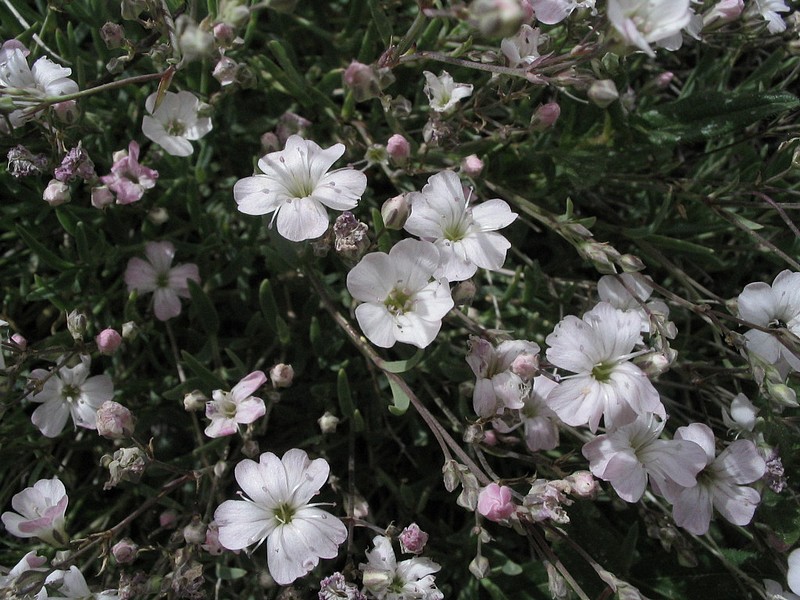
[746,0,790,33]
[501,24,544,66]
[607,0,692,57]
[360,535,443,600]
[142,90,212,157]
[423,71,473,114]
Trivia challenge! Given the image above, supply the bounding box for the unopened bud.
[531,102,560,131]
[460,154,484,177]
[176,16,214,62]
[147,207,169,225]
[588,79,619,108]
[469,0,524,38]
[10,333,28,350]
[67,310,87,341]
[96,328,122,355]
[343,61,381,102]
[619,253,646,272]
[96,400,135,439]
[452,280,477,305]
[213,23,236,46]
[442,459,460,492]
[469,555,490,579]
[386,134,411,165]
[52,100,79,124]
[653,71,674,89]
[767,381,798,408]
[635,350,675,378]
[183,390,208,411]
[704,0,743,26]
[565,471,599,499]
[183,516,207,545]
[112,538,139,564]
[213,56,239,86]
[380,194,410,230]
[579,241,621,274]
[260,132,280,154]
[100,22,125,49]
[160,509,178,529]
[91,186,115,209]
[43,179,70,207]
[399,523,429,554]
[317,411,340,434]
[121,321,138,340]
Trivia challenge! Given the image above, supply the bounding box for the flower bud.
[276,111,311,144]
[100,22,125,49]
[483,429,498,446]
[176,16,214,63]
[260,132,280,154]
[452,280,477,305]
[67,310,87,340]
[96,400,135,439]
[564,471,599,499]
[469,0,524,38]
[442,459,460,492]
[380,194,410,230]
[120,0,148,20]
[317,411,340,434]
[477,483,516,521]
[767,381,798,408]
[343,61,381,102]
[213,461,227,479]
[619,253,646,272]
[121,321,138,340]
[183,516,207,545]
[531,102,561,131]
[183,390,208,412]
[146,207,169,226]
[10,333,28,350]
[386,134,411,165]
[213,23,236,46]
[160,509,178,529]
[399,523,429,554]
[704,0,743,26]
[460,154,484,177]
[510,352,539,380]
[53,100,79,124]
[43,179,70,206]
[469,555,490,579]
[96,328,122,355]
[588,79,619,108]
[91,186,115,209]
[653,71,674,90]
[545,561,570,600]
[112,538,139,564]
[212,56,238,86]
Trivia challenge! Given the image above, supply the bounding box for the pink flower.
[477,483,516,522]
[100,141,159,205]
[204,371,267,438]
[96,400,135,439]
[124,241,200,321]
[399,523,429,555]
[1,477,68,546]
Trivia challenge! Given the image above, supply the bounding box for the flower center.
[769,318,788,329]
[156,272,169,288]
[388,576,406,593]
[166,119,186,136]
[274,503,295,525]
[591,362,615,382]
[217,394,238,418]
[62,384,80,403]
[385,287,413,315]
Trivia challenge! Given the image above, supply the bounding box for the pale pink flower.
[478,483,516,522]
[545,302,665,432]
[142,90,212,157]
[404,170,518,282]
[423,71,472,113]
[582,414,707,502]
[1,477,68,546]
[530,0,595,24]
[124,241,200,321]
[518,376,560,452]
[597,273,671,335]
[501,24,543,67]
[746,0,790,33]
[204,371,267,438]
[607,0,691,57]
[214,449,347,585]
[28,355,113,437]
[99,141,159,205]
[360,535,443,600]
[234,135,367,242]
[0,551,48,590]
[737,270,800,373]
[669,423,765,535]
[346,239,453,349]
[39,565,119,599]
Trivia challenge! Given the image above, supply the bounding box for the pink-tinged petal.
[281,449,329,505]
[124,257,158,293]
[603,451,648,502]
[473,378,499,418]
[168,263,201,298]
[644,439,707,488]
[153,288,182,321]
[313,169,366,210]
[275,196,329,242]
[471,199,517,231]
[31,399,70,437]
[234,175,283,215]
[144,241,176,273]
[80,375,114,408]
[546,377,605,432]
[1,512,34,537]
[355,303,397,348]
[233,397,266,424]
[347,252,396,302]
[231,371,268,402]
[713,482,760,526]
[673,484,713,535]
[235,456,279,507]
[607,362,664,417]
[524,416,559,452]
[674,423,716,463]
[530,0,571,24]
[714,440,766,484]
[33,478,67,503]
[491,371,525,411]
[545,315,597,372]
[215,499,274,550]
[204,417,238,438]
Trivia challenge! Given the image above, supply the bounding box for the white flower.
[545,302,665,432]
[1,477,68,546]
[722,393,759,433]
[737,270,800,373]
[234,135,367,242]
[0,551,48,592]
[529,0,596,24]
[37,565,119,599]
[789,549,800,595]
[597,272,672,335]
[0,41,78,129]
[423,71,473,113]
[747,0,790,33]
[142,90,213,157]
[204,371,267,438]
[501,24,544,67]
[607,0,692,57]
[360,535,443,600]
[214,449,347,585]
[346,239,454,349]
[764,578,800,600]
[404,170,517,282]
[668,423,765,535]
[582,414,707,502]
[28,355,114,437]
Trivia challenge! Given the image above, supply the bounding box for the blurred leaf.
[16,225,74,271]
[188,279,220,334]
[181,350,226,391]
[387,376,410,416]
[380,349,424,373]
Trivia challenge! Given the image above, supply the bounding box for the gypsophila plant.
[1,0,800,598]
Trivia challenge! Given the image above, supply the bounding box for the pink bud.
[96,400,135,439]
[10,333,27,350]
[91,186,115,209]
[531,102,561,131]
[386,134,410,164]
[213,56,238,86]
[483,429,498,446]
[399,523,429,555]
[510,353,539,380]
[477,483,516,522]
[343,61,380,102]
[96,328,122,355]
[269,363,294,388]
[653,71,674,90]
[112,538,139,564]
[100,22,125,49]
[53,100,79,124]
[460,154,484,177]
[565,471,599,499]
[380,194,410,230]
[43,179,70,206]
[213,23,235,45]
[159,509,178,529]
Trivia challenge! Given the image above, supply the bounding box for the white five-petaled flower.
[404,170,518,282]
[738,270,800,374]
[346,238,454,349]
[501,24,544,67]
[234,135,367,242]
[214,449,347,586]
[747,0,790,33]
[582,414,707,502]
[36,565,120,599]
[597,272,672,336]
[142,90,213,157]
[0,40,78,130]
[545,302,665,432]
[607,0,692,57]
[668,423,765,535]
[124,241,201,321]
[360,535,443,600]
[423,71,473,114]
[1,477,68,546]
[204,371,267,438]
[28,355,113,438]
[529,0,596,24]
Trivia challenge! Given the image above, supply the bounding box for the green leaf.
[386,376,410,416]
[367,0,393,46]
[16,225,74,270]
[479,578,511,600]
[259,279,279,332]
[380,349,424,373]
[188,279,219,334]
[181,350,227,391]
[215,565,247,580]
[337,368,355,417]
